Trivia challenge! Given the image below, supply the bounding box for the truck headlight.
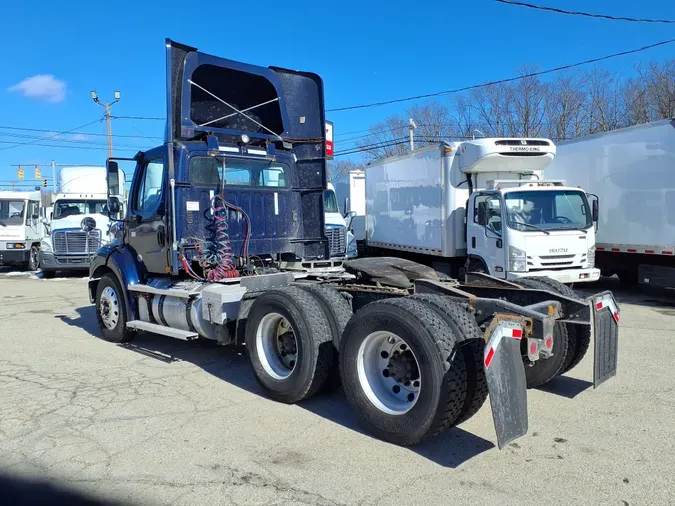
[586,246,595,268]
[509,246,527,272]
[40,240,52,253]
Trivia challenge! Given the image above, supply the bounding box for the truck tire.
[245,287,335,404]
[513,277,571,387]
[515,276,591,375]
[25,246,39,271]
[293,283,353,391]
[410,294,488,425]
[339,298,467,446]
[467,258,488,274]
[95,273,136,343]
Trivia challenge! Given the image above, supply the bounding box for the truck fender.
[88,243,144,321]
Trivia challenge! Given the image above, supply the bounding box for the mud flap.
[483,316,528,450]
[591,292,620,388]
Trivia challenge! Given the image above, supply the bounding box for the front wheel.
[95,273,135,343]
[25,246,39,271]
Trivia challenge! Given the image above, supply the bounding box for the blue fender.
[89,241,145,321]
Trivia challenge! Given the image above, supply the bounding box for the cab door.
[467,192,507,278]
[126,146,170,274]
[25,200,41,241]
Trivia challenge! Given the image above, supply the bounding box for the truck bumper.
[40,251,94,272]
[507,267,601,284]
[0,249,29,266]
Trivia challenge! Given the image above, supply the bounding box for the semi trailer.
[88,39,619,449]
[362,140,601,285]
[545,119,675,289]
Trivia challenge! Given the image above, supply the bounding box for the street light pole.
[90,90,121,159]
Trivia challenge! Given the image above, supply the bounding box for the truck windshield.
[0,200,26,226]
[324,190,339,213]
[504,190,592,232]
[54,200,107,219]
[189,156,289,188]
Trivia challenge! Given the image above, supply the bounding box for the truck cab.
[40,166,126,278]
[324,182,357,259]
[0,190,43,270]
[468,184,599,283]
[462,139,600,284]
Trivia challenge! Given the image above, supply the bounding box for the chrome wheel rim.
[99,286,120,330]
[357,331,421,415]
[256,313,297,380]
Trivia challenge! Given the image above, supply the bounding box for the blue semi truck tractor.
[87,39,619,449]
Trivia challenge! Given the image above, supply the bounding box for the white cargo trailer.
[545,119,675,288]
[365,140,601,284]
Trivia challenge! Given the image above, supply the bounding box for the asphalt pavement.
[0,270,673,505]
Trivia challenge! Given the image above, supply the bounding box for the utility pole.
[409,118,417,151]
[90,90,121,158]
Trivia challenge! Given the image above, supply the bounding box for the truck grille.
[326,225,346,258]
[53,229,101,254]
[527,254,585,270]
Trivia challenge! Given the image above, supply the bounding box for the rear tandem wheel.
[339,298,468,446]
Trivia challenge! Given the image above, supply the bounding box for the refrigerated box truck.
[545,118,675,288]
[364,140,601,284]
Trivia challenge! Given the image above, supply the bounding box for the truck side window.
[136,159,165,214]
[25,201,38,225]
[474,194,501,233]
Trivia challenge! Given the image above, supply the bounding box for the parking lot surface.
[0,271,674,505]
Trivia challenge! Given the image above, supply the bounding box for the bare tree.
[328,159,364,181]
[345,57,673,163]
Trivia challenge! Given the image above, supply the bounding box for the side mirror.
[107,196,121,217]
[592,199,599,222]
[348,210,357,218]
[107,160,121,196]
[41,218,49,225]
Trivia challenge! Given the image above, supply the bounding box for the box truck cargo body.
[365,140,600,284]
[545,119,675,288]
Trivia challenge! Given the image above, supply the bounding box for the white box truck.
[40,166,125,278]
[365,139,601,284]
[0,190,44,271]
[545,119,675,288]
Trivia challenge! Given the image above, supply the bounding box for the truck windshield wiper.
[557,226,588,234]
[515,222,550,235]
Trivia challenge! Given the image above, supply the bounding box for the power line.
[327,38,675,112]
[0,140,141,152]
[112,115,165,121]
[495,0,675,24]
[0,124,163,140]
[0,132,152,150]
[0,118,104,152]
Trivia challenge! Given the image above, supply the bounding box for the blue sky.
[0,0,673,187]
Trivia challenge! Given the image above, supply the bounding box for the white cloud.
[8,74,67,102]
[69,133,90,142]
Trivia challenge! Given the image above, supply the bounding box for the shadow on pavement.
[575,276,675,309]
[63,309,495,468]
[536,375,593,399]
[56,306,101,338]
